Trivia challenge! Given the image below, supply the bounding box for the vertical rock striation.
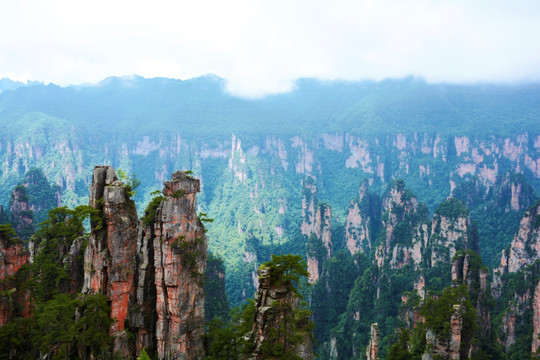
[82,166,138,356]
[80,167,208,359]
[365,323,380,360]
[492,201,540,354]
[302,177,332,283]
[0,229,29,326]
[345,179,378,255]
[9,185,34,240]
[153,171,207,360]
[248,264,314,360]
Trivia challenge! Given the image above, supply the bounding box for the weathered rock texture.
[248,265,314,360]
[152,171,207,360]
[0,231,29,326]
[81,167,208,359]
[365,323,380,360]
[451,252,491,337]
[374,180,430,271]
[9,185,34,240]
[345,179,379,255]
[532,279,540,355]
[422,305,464,360]
[493,202,540,285]
[82,166,139,356]
[302,178,332,283]
[491,201,540,354]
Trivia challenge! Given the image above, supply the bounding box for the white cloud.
[0,0,539,97]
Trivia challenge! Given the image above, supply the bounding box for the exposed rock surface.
[496,202,540,277]
[491,201,540,354]
[422,305,464,360]
[302,178,332,283]
[365,323,380,360]
[345,180,377,255]
[152,171,207,360]
[375,180,430,271]
[247,265,314,360]
[430,208,470,267]
[81,167,208,359]
[532,279,540,355]
[0,230,29,326]
[9,185,34,240]
[82,166,139,355]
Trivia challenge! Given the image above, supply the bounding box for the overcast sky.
[1,0,539,97]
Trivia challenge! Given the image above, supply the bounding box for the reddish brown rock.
[0,229,29,326]
[153,171,207,360]
[82,166,138,354]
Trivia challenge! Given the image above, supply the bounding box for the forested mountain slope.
[0,76,539,308]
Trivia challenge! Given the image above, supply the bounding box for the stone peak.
[163,171,200,195]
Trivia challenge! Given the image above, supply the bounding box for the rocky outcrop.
[8,169,62,240]
[129,214,159,356]
[9,185,34,240]
[302,178,332,283]
[152,171,207,360]
[376,180,430,270]
[345,180,378,255]
[422,305,464,360]
[82,166,139,355]
[82,167,207,359]
[502,203,540,273]
[247,263,314,360]
[365,323,380,360]
[0,228,29,325]
[493,201,540,297]
[448,305,463,360]
[532,279,540,355]
[430,198,471,266]
[451,251,491,336]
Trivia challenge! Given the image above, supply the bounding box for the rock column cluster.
[82,166,207,360]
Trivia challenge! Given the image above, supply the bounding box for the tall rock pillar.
[366,323,380,360]
[82,166,138,356]
[153,171,207,360]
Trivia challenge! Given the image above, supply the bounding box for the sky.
[1,0,540,97]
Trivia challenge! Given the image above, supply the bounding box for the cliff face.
[0,229,29,325]
[498,203,540,276]
[532,279,540,355]
[365,323,380,360]
[152,171,207,360]
[8,169,62,240]
[491,201,540,354]
[345,180,378,255]
[302,178,332,283]
[248,263,314,360]
[375,180,430,271]
[82,167,207,360]
[430,208,470,267]
[82,166,139,356]
[9,186,34,240]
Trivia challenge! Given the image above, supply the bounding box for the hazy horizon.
[2,0,540,98]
